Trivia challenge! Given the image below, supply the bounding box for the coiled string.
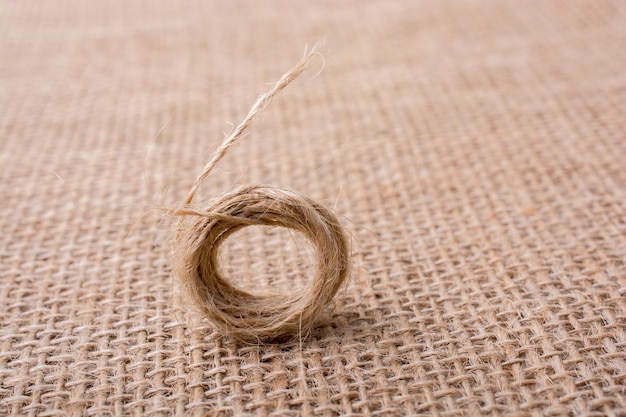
[171,46,350,343]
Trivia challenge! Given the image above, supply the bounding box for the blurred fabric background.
[1,1,625,415]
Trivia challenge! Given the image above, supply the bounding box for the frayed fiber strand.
[171,46,350,343]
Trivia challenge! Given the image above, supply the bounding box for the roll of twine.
[171,46,350,343]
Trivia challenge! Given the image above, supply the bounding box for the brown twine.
[171,46,351,343]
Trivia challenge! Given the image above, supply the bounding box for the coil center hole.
[219,225,316,296]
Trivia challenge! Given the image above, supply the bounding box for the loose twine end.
[170,43,351,344]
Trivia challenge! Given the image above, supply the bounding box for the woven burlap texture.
[1,1,625,416]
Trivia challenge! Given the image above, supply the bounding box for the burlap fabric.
[1,1,625,416]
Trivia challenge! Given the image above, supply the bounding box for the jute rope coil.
[171,46,350,343]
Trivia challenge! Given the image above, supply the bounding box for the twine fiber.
[174,185,349,343]
[2,0,626,416]
[172,47,350,343]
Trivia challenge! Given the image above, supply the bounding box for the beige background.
[1,1,625,415]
